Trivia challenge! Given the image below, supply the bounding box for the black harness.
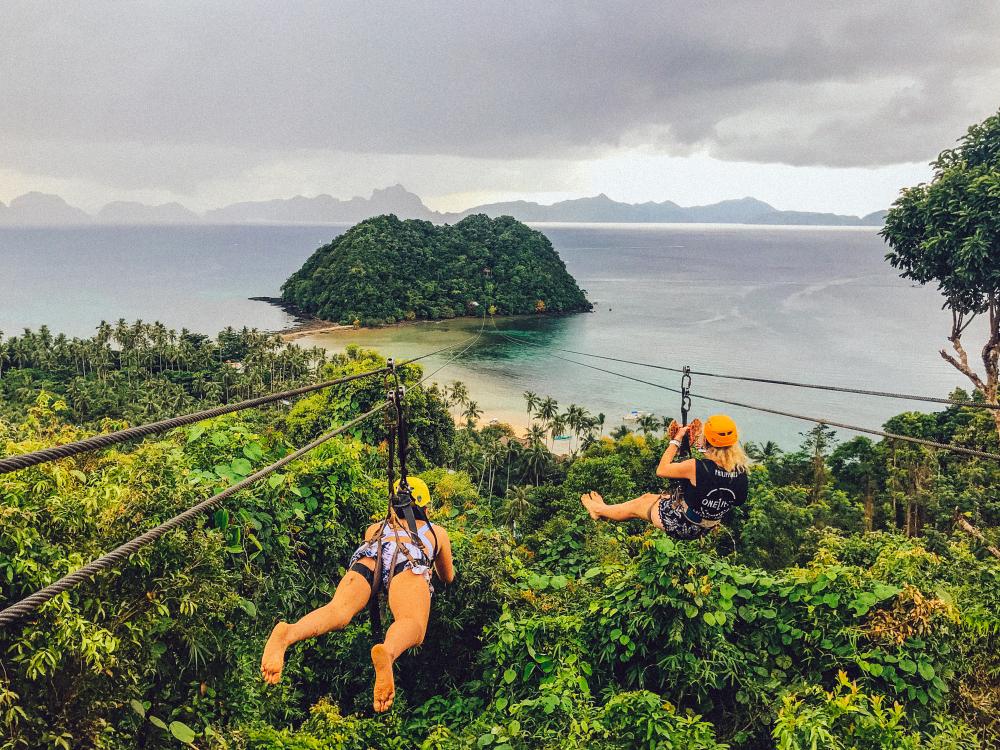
[357,360,437,640]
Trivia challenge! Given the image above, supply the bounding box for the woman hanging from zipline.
[581,414,749,539]
[261,476,454,712]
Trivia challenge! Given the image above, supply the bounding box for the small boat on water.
[622,409,649,422]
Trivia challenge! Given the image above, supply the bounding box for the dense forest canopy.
[280,214,592,327]
[1,321,999,749]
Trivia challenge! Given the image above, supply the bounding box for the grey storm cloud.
[2,0,999,190]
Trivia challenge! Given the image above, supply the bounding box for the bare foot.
[581,491,604,520]
[371,644,395,712]
[261,622,291,685]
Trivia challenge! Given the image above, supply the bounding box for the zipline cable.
[0,328,484,628]
[0,406,382,628]
[493,330,1000,411]
[0,335,479,476]
[492,326,1000,462]
[413,316,486,388]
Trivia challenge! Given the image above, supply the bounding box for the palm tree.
[523,390,539,419]
[745,440,782,462]
[637,414,659,437]
[462,400,483,428]
[537,397,559,430]
[449,381,469,419]
[523,440,549,484]
[611,424,632,440]
[564,404,585,451]
[595,412,606,437]
[502,485,533,539]
[526,424,547,446]
[549,415,567,448]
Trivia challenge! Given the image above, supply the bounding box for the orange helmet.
[703,414,738,447]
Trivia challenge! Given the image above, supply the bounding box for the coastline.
[255,295,589,341]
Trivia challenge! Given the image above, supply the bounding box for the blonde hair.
[704,442,749,473]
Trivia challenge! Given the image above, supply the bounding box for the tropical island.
[280,214,592,327]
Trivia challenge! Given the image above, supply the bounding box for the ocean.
[0,223,971,448]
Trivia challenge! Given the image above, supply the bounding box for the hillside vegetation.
[280,214,592,327]
[1,323,999,749]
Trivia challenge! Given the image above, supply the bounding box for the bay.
[0,223,970,448]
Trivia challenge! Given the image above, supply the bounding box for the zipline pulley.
[680,366,692,457]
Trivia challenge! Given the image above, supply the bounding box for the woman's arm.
[656,427,697,482]
[432,527,455,584]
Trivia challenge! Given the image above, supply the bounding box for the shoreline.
[254,295,590,341]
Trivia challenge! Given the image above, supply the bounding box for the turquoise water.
[0,223,970,448]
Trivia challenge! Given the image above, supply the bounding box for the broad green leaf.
[169,720,197,743]
[243,443,264,461]
[917,662,935,681]
[149,716,167,730]
[873,583,901,600]
[503,668,516,684]
[129,699,145,718]
[230,458,253,476]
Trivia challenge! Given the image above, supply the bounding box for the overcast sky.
[2,1,998,214]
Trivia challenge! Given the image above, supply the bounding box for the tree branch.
[953,508,1000,559]
[956,311,978,337]
[940,335,988,393]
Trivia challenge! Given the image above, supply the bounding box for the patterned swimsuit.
[349,521,437,594]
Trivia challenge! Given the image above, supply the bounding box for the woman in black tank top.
[581,414,749,541]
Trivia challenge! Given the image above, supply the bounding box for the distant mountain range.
[0,186,888,227]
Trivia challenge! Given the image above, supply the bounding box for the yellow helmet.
[394,476,431,507]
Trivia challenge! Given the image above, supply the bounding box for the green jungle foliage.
[280,214,592,327]
[2,327,999,750]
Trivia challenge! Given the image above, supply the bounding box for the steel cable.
[493,331,1000,411]
[0,406,381,627]
[0,328,483,627]
[492,326,1000,462]
[0,335,478,476]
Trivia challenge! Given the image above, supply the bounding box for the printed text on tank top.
[681,459,748,522]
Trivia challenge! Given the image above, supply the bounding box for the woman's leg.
[371,570,431,712]
[582,491,662,528]
[261,559,373,684]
